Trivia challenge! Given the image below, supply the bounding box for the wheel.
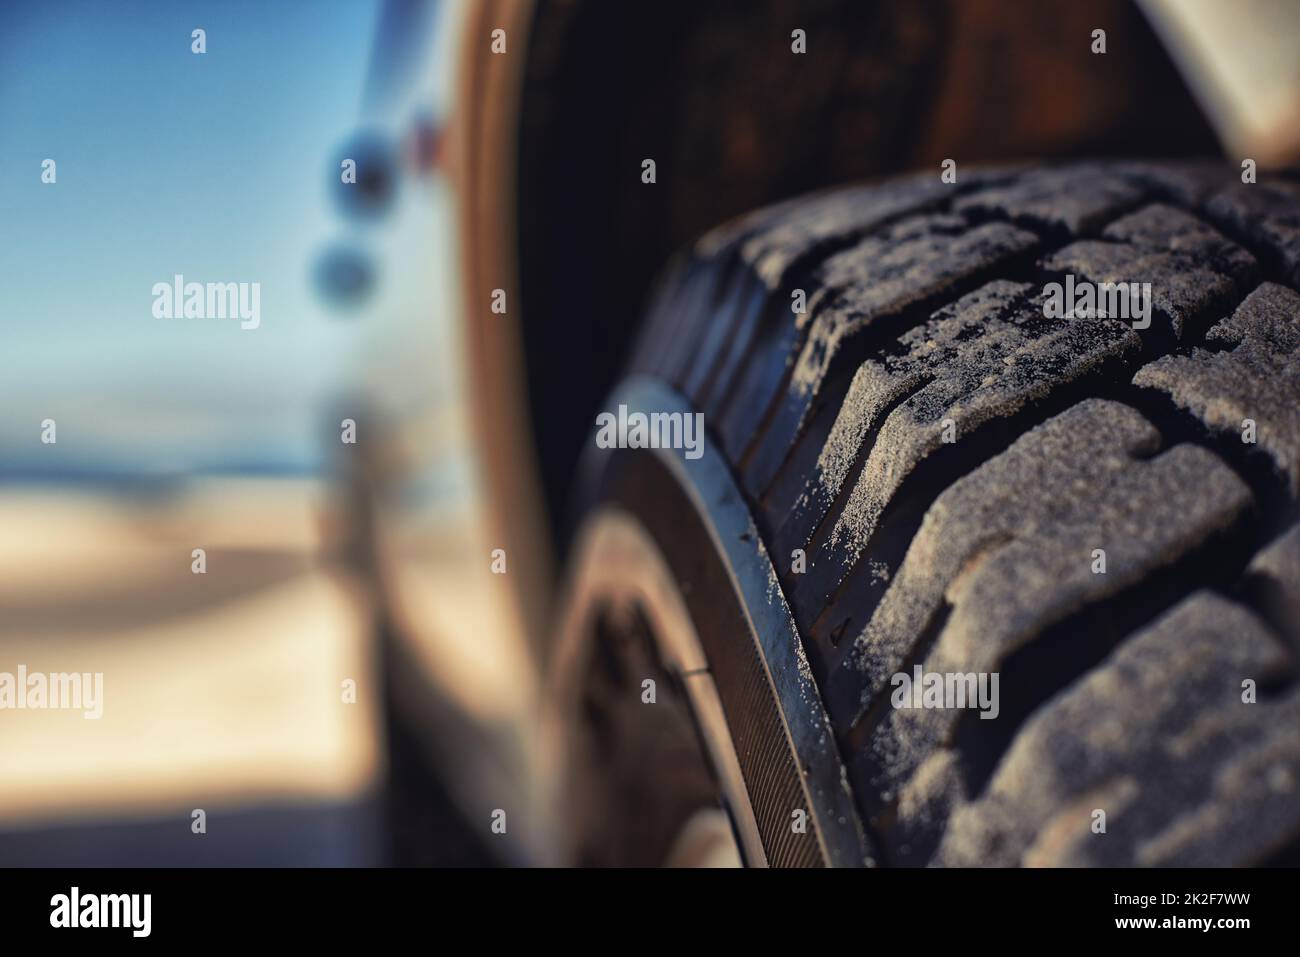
[549,160,1300,867]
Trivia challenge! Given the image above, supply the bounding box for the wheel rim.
[547,507,759,866]
[543,377,874,867]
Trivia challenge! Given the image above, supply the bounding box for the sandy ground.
[0,475,544,864]
[0,480,379,830]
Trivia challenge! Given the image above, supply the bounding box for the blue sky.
[0,1,440,478]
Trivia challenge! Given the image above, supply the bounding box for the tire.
[560,161,1300,867]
